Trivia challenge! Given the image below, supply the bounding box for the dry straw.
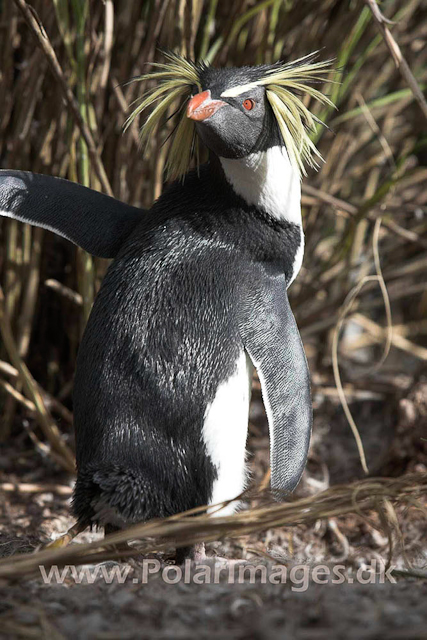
[0,473,425,579]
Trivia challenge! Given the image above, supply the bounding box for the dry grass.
[0,472,425,578]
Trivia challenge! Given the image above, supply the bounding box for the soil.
[0,378,426,639]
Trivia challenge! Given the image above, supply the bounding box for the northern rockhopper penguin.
[0,52,334,559]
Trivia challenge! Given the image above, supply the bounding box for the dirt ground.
[0,566,426,639]
[0,378,426,639]
[0,480,426,640]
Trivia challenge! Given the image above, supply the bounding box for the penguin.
[0,51,333,555]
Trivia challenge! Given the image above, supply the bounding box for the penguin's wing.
[0,170,145,258]
[239,266,312,495]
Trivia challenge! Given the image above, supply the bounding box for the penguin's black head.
[187,66,281,159]
[126,52,334,179]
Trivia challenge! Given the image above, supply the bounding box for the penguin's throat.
[219,146,302,225]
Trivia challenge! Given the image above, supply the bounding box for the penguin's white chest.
[202,351,253,515]
[220,146,304,285]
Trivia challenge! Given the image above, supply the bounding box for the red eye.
[243,98,255,111]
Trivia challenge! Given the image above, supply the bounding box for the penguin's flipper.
[0,170,145,258]
[239,267,312,495]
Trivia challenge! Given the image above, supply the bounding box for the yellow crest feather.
[125,50,335,181]
[124,51,201,181]
[259,52,335,175]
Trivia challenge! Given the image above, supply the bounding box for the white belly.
[202,351,253,516]
[288,225,304,288]
[220,146,305,288]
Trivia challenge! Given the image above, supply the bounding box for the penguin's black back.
[72,162,300,528]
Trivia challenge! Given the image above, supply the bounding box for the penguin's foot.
[175,542,206,564]
[192,542,206,562]
[45,524,83,549]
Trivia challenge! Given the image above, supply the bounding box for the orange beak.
[187,90,227,122]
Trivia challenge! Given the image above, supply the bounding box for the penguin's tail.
[72,463,168,531]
